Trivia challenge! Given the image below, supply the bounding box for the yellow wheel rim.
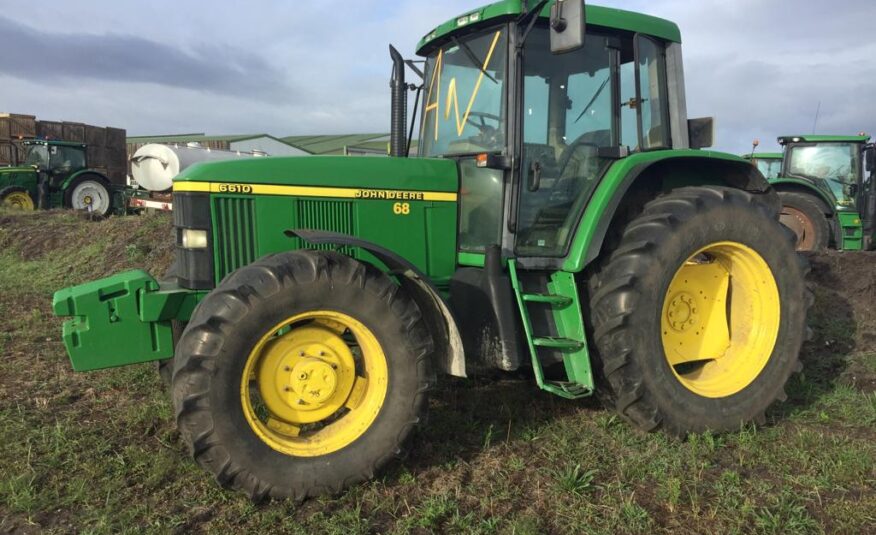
[241,311,388,457]
[2,191,34,210]
[661,242,780,398]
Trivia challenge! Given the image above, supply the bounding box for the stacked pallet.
[0,113,127,184]
[0,113,37,165]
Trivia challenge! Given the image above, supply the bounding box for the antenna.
[812,101,821,133]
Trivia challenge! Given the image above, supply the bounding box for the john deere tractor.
[0,139,115,216]
[743,151,782,180]
[53,1,809,501]
[769,135,875,251]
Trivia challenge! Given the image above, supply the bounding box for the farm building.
[126,133,308,158]
[281,134,418,156]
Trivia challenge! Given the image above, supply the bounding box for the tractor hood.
[0,166,37,175]
[173,155,459,195]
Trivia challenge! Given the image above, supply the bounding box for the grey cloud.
[0,16,292,102]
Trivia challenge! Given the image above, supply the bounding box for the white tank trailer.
[130,143,268,193]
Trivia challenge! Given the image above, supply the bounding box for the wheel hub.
[257,326,357,425]
[290,358,339,404]
[780,207,814,250]
[241,311,390,457]
[667,292,699,332]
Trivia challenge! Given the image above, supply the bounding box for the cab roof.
[778,134,870,145]
[742,153,782,160]
[417,1,681,55]
[23,139,87,148]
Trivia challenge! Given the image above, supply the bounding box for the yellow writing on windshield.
[423,30,502,141]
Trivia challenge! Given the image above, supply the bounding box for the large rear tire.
[65,175,112,217]
[172,250,433,501]
[587,186,810,435]
[777,191,830,252]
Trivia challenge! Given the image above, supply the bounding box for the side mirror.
[866,145,875,171]
[688,117,715,149]
[550,0,586,54]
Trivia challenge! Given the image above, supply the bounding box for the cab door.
[515,28,672,260]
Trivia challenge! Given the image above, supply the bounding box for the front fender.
[289,229,467,378]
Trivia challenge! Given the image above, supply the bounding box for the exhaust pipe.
[389,45,407,158]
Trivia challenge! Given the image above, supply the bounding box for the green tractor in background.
[749,135,875,252]
[53,1,810,501]
[743,149,782,180]
[0,139,116,216]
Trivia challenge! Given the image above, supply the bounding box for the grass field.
[1,210,874,534]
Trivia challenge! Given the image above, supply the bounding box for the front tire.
[777,191,830,252]
[0,186,36,211]
[172,251,433,501]
[588,186,809,435]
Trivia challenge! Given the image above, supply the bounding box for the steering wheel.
[466,111,501,131]
[463,112,503,148]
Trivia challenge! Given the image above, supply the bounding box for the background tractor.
[53,0,809,502]
[743,150,782,180]
[0,139,118,216]
[763,135,875,252]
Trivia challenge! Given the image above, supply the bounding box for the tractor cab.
[414,3,692,260]
[23,140,89,185]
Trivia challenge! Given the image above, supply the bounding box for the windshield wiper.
[573,76,610,124]
[450,36,498,85]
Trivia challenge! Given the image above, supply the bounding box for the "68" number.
[392,202,411,215]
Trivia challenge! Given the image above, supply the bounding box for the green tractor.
[0,139,116,216]
[743,151,782,180]
[53,1,809,501]
[765,135,875,252]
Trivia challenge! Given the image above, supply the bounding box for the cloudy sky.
[1,0,874,154]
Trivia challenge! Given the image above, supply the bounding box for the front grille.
[213,197,257,281]
[296,199,355,255]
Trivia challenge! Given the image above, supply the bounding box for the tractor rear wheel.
[0,186,35,211]
[588,186,810,435]
[172,250,433,501]
[777,191,830,252]
[65,176,112,217]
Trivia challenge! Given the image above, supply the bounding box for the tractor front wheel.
[172,250,433,501]
[588,186,810,435]
[0,186,36,211]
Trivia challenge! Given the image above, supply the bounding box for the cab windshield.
[787,143,861,206]
[419,27,508,158]
[24,145,49,168]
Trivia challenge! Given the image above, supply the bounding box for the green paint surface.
[417,1,681,54]
[178,155,458,192]
[562,149,750,272]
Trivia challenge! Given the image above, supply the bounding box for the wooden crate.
[105,127,126,148]
[87,145,106,169]
[0,143,15,165]
[37,120,64,139]
[0,113,37,140]
[85,125,106,147]
[62,122,87,143]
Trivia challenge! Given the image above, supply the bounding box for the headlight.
[182,229,208,249]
